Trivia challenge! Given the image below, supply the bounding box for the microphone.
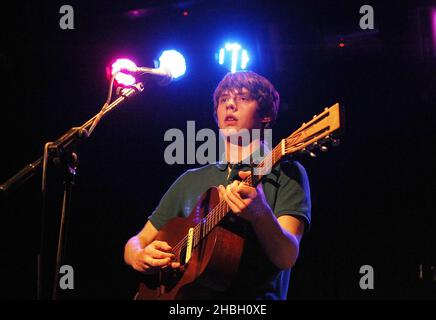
[119,66,173,86]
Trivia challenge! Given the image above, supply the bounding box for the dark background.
[0,0,435,299]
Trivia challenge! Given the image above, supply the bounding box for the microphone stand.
[0,82,144,299]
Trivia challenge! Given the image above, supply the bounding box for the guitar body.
[135,187,245,300]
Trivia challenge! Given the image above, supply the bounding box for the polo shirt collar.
[214,143,270,171]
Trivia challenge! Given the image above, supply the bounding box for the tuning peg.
[331,138,340,147]
[301,148,317,158]
[312,142,327,152]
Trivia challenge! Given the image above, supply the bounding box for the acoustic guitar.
[135,102,342,299]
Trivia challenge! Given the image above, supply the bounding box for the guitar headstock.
[283,103,342,158]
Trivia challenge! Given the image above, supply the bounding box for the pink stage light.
[111,59,137,86]
[432,8,436,56]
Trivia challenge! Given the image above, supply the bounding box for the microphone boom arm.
[0,82,144,195]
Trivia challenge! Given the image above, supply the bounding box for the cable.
[87,73,117,136]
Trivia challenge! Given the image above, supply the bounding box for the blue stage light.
[158,50,186,79]
[241,49,249,70]
[217,42,250,73]
[219,48,225,65]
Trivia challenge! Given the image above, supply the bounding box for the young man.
[124,71,311,299]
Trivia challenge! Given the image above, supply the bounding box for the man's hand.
[131,240,180,273]
[218,170,270,223]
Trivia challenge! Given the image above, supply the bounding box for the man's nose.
[225,98,237,110]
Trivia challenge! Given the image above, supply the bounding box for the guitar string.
[169,144,284,259]
[169,145,283,258]
[169,147,281,258]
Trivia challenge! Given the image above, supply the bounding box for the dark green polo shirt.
[148,160,311,300]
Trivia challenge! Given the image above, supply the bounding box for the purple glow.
[112,59,137,86]
[432,8,436,54]
[125,8,149,19]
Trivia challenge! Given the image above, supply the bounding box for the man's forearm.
[250,208,300,270]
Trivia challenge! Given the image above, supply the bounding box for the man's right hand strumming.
[130,240,180,273]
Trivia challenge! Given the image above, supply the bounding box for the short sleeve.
[274,161,311,231]
[148,172,188,230]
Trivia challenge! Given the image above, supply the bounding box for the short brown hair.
[213,71,280,128]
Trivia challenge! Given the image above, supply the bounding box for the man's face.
[216,88,264,134]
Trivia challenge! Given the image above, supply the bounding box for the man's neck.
[225,138,264,164]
